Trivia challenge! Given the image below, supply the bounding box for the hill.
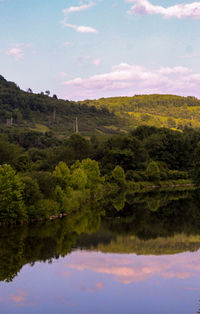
[1,75,200,137]
[79,94,200,130]
[0,75,120,137]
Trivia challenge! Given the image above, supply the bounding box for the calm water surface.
[1,189,200,314]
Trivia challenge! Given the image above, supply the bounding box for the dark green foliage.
[21,176,42,206]
[32,171,58,199]
[99,134,148,172]
[0,136,22,165]
[14,154,32,172]
[146,161,160,184]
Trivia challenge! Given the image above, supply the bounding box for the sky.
[1,0,200,100]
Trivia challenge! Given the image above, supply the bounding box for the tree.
[71,168,87,190]
[146,161,160,184]
[80,158,103,189]
[112,165,126,187]
[21,176,42,206]
[45,90,50,96]
[0,164,26,223]
[53,161,70,185]
[14,154,32,172]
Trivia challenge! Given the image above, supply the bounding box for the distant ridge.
[1,75,200,135]
[0,75,119,136]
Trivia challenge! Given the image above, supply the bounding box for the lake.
[1,189,200,314]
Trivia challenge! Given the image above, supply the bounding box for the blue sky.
[1,0,200,100]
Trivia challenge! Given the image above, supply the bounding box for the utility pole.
[10,112,13,126]
[75,117,78,133]
[73,117,79,133]
[74,117,78,133]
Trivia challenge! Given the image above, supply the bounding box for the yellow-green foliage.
[53,158,104,214]
[92,233,200,255]
[80,94,200,130]
[30,123,50,133]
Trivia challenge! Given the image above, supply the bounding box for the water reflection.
[65,250,200,284]
[1,189,200,283]
[1,189,200,313]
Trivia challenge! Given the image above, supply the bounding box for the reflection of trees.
[0,200,103,283]
[112,191,126,211]
[1,189,200,283]
[79,189,200,255]
[146,197,160,212]
[103,190,200,239]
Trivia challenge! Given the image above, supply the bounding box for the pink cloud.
[126,0,200,19]
[61,63,200,100]
[9,291,27,304]
[92,58,101,66]
[64,250,200,284]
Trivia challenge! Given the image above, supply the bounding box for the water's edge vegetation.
[0,158,196,225]
[2,123,200,224]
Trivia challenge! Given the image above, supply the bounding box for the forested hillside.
[2,75,200,137]
[0,75,119,136]
[81,94,200,130]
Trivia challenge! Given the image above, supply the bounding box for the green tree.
[71,168,87,190]
[14,154,32,172]
[146,161,160,184]
[0,164,26,223]
[21,176,42,206]
[53,161,70,186]
[112,165,126,187]
[81,158,103,189]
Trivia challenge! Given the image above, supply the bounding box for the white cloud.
[6,48,24,60]
[5,43,33,61]
[126,0,200,19]
[65,23,98,34]
[62,2,95,15]
[61,1,98,34]
[61,62,200,100]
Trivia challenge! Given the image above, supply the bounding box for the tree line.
[1,125,200,223]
